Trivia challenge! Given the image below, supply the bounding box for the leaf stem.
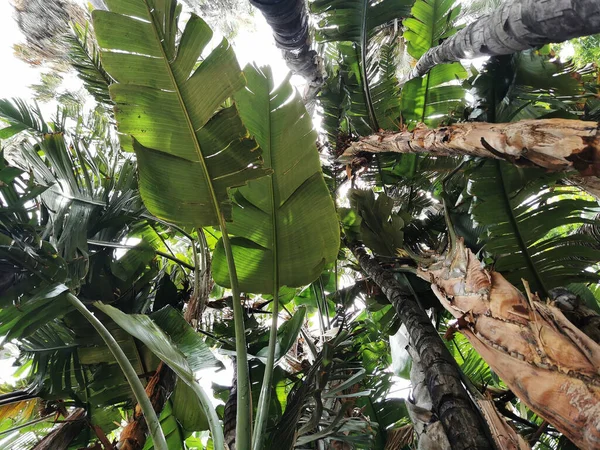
[65,293,168,450]
[252,289,278,450]
[188,379,226,450]
[219,215,252,450]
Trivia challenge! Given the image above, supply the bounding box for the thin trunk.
[407,0,600,80]
[348,242,494,450]
[342,119,600,176]
[32,407,86,450]
[417,238,600,449]
[405,343,452,450]
[119,362,177,450]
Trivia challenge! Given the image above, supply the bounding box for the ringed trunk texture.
[342,119,600,177]
[119,362,177,450]
[32,407,86,450]
[348,242,495,450]
[417,239,600,449]
[250,0,324,92]
[407,0,600,80]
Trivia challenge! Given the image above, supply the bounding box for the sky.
[0,0,301,104]
[0,1,44,100]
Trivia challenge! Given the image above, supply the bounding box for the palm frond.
[0,99,49,138]
[469,161,600,297]
[65,22,113,107]
[469,50,598,123]
[400,0,466,127]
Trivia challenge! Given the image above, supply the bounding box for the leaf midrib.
[142,0,223,223]
[496,161,548,296]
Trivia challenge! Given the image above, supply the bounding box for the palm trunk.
[250,0,324,92]
[119,362,177,450]
[407,0,600,80]
[418,238,600,449]
[342,119,600,177]
[348,242,494,450]
[32,408,86,450]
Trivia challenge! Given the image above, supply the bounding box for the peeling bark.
[407,0,600,80]
[418,239,600,449]
[348,242,494,450]
[32,407,86,450]
[342,119,600,176]
[119,362,177,450]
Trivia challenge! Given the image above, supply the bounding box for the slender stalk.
[189,379,226,450]
[251,290,279,450]
[65,293,168,450]
[218,214,252,450]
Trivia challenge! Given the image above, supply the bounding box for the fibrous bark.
[342,119,600,176]
[119,362,177,450]
[418,238,600,449]
[405,343,452,450]
[348,242,494,450]
[249,0,324,91]
[407,0,600,80]
[32,407,86,450]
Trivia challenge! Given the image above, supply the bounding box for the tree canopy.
[0,1,599,450]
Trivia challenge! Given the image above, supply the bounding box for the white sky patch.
[0,1,43,100]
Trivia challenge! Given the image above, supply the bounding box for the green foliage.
[469,161,600,296]
[469,50,597,123]
[338,37,403,134]
[311,0,414,43]
[95,303,224,446]
[65,22,113,107]
[400,0,467,126]
[0,99,49,138]
[212,66,339,293]
[341,189,407,256]
[92,5,268,227]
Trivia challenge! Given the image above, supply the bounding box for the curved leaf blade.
[92,4,269,227]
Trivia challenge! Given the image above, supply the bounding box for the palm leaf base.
[343,119,600,177]
[418,239,600,449]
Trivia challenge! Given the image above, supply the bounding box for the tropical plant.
[1,0,600,450]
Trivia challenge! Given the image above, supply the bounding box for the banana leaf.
[213,65,339,292]
[93,3,269,227]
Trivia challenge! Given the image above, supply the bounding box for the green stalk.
[65,293,167,450]
[189,379,225,450]
[219,214,252,450]
[251,291,278,450]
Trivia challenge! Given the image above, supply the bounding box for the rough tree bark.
[32,408,86,450]
[249,0,324,94]
[348,242,494,450]
[418,238,600,449]
[407,0,600,80]
[119,362,177,450]
[342,119,600,178]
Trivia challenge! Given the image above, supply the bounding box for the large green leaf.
[212,66,339,293]
[469,161,600,296]
[311,0,413,43]
[400,0,466,127]
[92,2,269,227]
[343,189,406,257]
